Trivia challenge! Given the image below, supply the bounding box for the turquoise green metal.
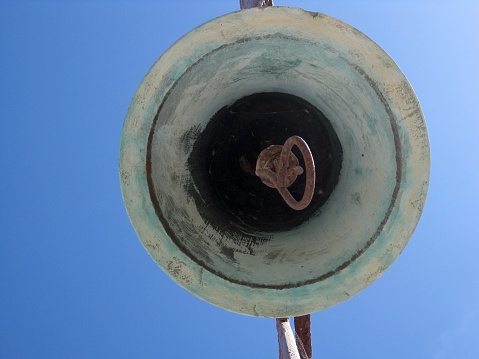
[119,7,430,317]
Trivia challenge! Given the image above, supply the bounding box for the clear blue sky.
[1,1,478,358]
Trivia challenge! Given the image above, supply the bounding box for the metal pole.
[294,315,312,359]
[240,0,273,10]
[276,318,301,359]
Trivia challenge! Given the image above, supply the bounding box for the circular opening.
[123,7,429,315]
[187,92,343,233]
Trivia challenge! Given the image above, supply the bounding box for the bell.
[119,7,430,317]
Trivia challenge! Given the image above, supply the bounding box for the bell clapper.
[255,136,316,211]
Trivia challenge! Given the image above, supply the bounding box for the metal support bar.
[277,318,301,359]
[294,315,312,359]
[240,0,273,10]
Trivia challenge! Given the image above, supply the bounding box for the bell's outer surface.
[119,7,430,317]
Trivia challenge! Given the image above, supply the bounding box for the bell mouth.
[143,22,412,290]
[188,92,342,233]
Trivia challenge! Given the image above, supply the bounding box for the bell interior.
[188,92,343,233]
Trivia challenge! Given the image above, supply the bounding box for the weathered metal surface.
[277,318,300,359]
[255,136,316,210]
[119,7,430,317]
[294,315,312,359]
[240,0,273,9]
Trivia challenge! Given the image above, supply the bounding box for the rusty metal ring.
[256,136,315,210]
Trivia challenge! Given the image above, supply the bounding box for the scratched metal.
[119,7,430,317]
